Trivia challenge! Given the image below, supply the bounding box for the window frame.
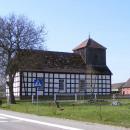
[59,79,65,92]
[79,79,86,92]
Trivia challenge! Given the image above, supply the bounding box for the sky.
[0,0,130,83]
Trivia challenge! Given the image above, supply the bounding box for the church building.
[6,38,112,99]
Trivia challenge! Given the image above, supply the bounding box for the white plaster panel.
[80,75,85,79]
[92,75,97,79]
[54,84,59,88]
[16,77,20,82]
[107,84,110,88]
[107,89,110,92]
[45,73,48,78]
[106,75,110,79]
[67,79,70,83]
[98,84,102,88]
[24,72,27,76]
[59,74,65,78]
[45,83,48,87]
[102,75,106,79]
[87,75,91,78]
[87,79,91,84]
[106,80,110,84]
[94,89,97,92]
[49,89,53,92]
[32,73,36,77]
[67,89,70,93]
[38,91,43,95]
[103,80,106,83]
[28,72,32,77]
[22,88,25,92]
[24,78,27,82]
[15,72,19,77]
[67,84,70,88]
[28,83,32,87]
[6,88,9,93]
[54,74,58,78]
[28,88,31,92]
[103,89,106,92]
[76,80,79,83]
[32,88,36,92]
[28,93,31,96]
[44,93,48,95]
[14,88,16,92]
[45,79,48,83]
[101,85,105,89]
[14,78,16,82]
[50,78,53,83]
[76,74,79,79]
[22,92,25,95]
[54,79,59,83]
[44,88,48,92]
[14,74,20,82]
[99,75,102,79]
[71,89,74,93]
[93,84,98,88]
[87,89,91,92]
[13,83,16,87]
[37,73,43,77]
[67,74,70,78]
[99,80,102,83]
[28,78,32,82]
[50,73,53,78]
[50,84,53,87]
[71,74,74,78]
[76,89,79,92]
[92,80,97,84]
[71,84,75,87]
[99,89,102,92]
[54,89,58,93]
[76,84,79,88]
[71,79,75,83]
[87,84,91,89]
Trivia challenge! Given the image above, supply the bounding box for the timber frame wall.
[11,71,112,98]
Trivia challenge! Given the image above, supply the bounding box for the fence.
[53,93,99,102]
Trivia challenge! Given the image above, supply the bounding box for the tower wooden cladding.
[73,38,106,66]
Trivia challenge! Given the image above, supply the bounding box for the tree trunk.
[9,83,16,104]
[7,74,16,104]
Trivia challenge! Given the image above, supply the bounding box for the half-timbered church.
[6,38,112,99]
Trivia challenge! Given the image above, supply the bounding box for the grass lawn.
[1,99,130,128]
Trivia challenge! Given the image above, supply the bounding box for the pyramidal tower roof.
[73,38,106,51]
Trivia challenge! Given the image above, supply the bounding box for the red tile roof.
[112,82,125,89]
[122,78,130,88]
[73,38,106,51]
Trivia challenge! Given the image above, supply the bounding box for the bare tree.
[0,14,46,104]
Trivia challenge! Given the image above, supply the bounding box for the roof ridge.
[19,49,75,55]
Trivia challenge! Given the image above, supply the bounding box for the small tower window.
[95,54,98,62]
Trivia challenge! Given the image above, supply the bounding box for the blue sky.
[0,0,130,83]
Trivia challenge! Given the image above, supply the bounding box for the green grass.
[1,99,130,128]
